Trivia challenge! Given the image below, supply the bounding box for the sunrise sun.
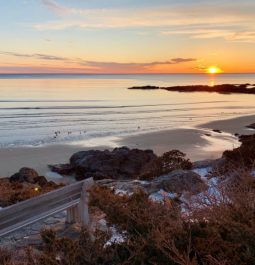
[206,66,222,74]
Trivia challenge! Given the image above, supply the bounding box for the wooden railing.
[0,178,94,237]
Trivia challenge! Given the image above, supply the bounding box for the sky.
[0,0,255,74]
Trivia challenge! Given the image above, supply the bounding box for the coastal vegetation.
[1,1,255,264]
[0,168,63,207]
[0,133,254,265]
[1,169,255,265]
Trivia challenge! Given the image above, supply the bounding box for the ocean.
[0,73,255,147]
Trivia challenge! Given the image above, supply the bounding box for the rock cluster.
[246,123,255,129]
[223,133,255,169]
[96,169,207,196]
[0,168,62,207]
[56,147,158,181]
[51,147,194,182]
[151,170,207,195]
[10,167,47,186]
[129,84,255,94]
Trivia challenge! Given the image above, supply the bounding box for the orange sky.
[0,0,255,74]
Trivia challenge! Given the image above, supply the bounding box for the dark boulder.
[192,158,225,171]
[70,147,158,181]
[10,167,39,183]
[19,167,39,183]
[96,170,207,196]
[128,85,160,90]
[246,123,255,130]
[34,176,48,186]
[212,129,222,133]
[9,172,23,183]
[223,133,255,170]
[150,170,207,195]
[48,164,75,175]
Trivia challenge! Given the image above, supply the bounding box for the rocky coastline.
[1,129,254,208]
[0,168,63,208]
[129,83,255,94]
[0,130,254,262]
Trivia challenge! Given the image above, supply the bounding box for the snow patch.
[192,167,212,178]
[104,226,126,247]
[114,189,133,196]
[149,189,178,203]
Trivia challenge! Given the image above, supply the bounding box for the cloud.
[41,0,71,16]
[171,58,196,63]
[161,24,255,42]
[162,27,255,43]
[36,1,255,43]
[41,0,107,16]
[0,51,196,73]
[83,58,196,67]
[0,51,67,61]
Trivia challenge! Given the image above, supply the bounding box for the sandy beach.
[0,144,108,177]
[118,127,239,161]
[199,113,255,135]
[0,113,254,177]
[119,114,255,159]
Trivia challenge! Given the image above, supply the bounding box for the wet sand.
[118,128,239,161]
[0,114,254,177]
[199,114,255,135]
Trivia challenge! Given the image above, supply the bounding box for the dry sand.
[0,114,254,177]
[0,144,108,177]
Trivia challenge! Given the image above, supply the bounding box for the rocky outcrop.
[48,164,75,175]
[70,147,158,181]
[223,133,255,169]
[246,123,255,130]
[128,84,255,94]
[192,158,225,171]
[150,170,207,195]
[96,169,207,196]
[0,168,63,207]
[66,147,193,181]
[10,167,39,183]
[129,85,160,90]
[212,129,222,133]
[9,167,50,187]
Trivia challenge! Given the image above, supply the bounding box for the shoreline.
[0,144,109,177]
[117,128,239,161]
[0,113,254,177]
[198,113,255,135]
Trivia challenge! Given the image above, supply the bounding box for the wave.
[0,100,231,110]
[0,100,105,103]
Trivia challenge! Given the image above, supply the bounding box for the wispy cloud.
[41,0,71,16]
[37,1,255,43]
[162,27,255,43]
[0,51,196,73]
[0,51,67,61]
[41,0,107,16]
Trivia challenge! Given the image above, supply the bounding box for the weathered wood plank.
[0,181,84,218]
[0,178,93,237]
[80,178,94,226]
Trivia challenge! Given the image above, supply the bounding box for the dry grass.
[2,169,255,265]
[0,180,63,207]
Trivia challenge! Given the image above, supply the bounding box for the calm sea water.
[0,73,255,147]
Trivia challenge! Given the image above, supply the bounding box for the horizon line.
[0,72,255,75]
